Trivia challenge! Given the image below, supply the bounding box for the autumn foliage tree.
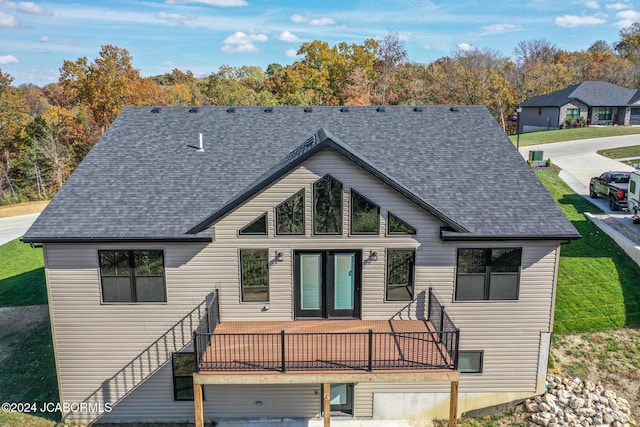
[6,25,640,203]
[60,45,162,133]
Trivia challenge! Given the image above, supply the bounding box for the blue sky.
[1,0,640,86]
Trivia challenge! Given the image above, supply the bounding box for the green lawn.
[535,169,640,333]
[509,126,640,147]
[0,238,47,307]
[0,238,59,423]
[596,144,640,160]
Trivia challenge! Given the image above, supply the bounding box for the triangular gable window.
[240,213,267,235]
[388,212,416,235]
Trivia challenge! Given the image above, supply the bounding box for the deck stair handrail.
[427,287,460,370]
[193,290,220,372]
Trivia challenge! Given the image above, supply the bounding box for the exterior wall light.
[275,251,284,262]
[369,250,378,261]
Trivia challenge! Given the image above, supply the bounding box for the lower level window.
[458,351,483,373]
[99,250,166,303]
[455,248,521,301]
[172,352,195,401]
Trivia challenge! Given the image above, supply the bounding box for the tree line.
[4,26,640,204]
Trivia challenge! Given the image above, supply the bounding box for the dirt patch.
[0,305,49,339]
[550,329,640,417]
[0,201,49,218]
[591,213,640,245]
[0,305,49,366]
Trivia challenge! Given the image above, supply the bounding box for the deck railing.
[193,290,220,373]
[427,287,460,370]
[193,288,459,373]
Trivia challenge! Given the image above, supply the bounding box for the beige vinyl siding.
[212,148,445,321]
[44,242,215,422]
[354,241,560,417]
[44,147,560,422]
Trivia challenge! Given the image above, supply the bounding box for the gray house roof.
[521,81,640,108]
[22,106,580,242]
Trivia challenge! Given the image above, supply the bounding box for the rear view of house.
[22,106,580,426]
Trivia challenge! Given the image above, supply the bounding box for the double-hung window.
[455,248,521,301]
[99,250,166,303]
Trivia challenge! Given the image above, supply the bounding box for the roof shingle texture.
[23,105,579,241]
[521,81,640,107]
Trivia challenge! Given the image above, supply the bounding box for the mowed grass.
[509,126,640,147]
[0,238,47,307]
[0,237,59,423]
[596,144,640,159]
[535,169,640,333]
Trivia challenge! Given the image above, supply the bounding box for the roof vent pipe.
[198,133,204,152]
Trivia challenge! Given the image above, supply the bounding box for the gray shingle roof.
[521,81,640,107]
[23,106,580,242]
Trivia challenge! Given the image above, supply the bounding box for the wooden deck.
[197,319,456,374]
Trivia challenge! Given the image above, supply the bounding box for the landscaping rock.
[524,375,636,427]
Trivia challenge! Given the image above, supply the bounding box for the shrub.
[546,158,553,167]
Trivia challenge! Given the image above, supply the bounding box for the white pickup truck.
[628,171,640,223]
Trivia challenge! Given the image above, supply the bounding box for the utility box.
[528,150,545,167]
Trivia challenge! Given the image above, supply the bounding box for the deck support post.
[323,383,331,427]
[449,380,459,427]
[194,382,204,427]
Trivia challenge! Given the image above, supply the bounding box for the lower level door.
[294,251,361,319]
[327,383,354,415]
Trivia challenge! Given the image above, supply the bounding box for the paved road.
[0,213,39,246]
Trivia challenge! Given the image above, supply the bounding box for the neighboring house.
[22,106,580,427]
[519,81,640,132]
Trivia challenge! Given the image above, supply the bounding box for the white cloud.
[615,18,635,27]
[482,23,518,33]
[156,11,194,26]
[617,9,640,19]
[309,17,335,26]
[165,0,247,6]
[291,14,306,23]
[0,0,53,16]
[575,0,601,8]
[0,54,18,64]
[221,31,268,53]
[222,43,257,53]
[0,11,17,26]
[278,30,301,42]
[555,14,607,26]
[606,2,629,9]
[38,35,49,42]
[285,48,299,58]
[456,42,476,52]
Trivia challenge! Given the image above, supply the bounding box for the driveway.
[519,133,640,227]
[0,213,39,246]
[520,134,640,193]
